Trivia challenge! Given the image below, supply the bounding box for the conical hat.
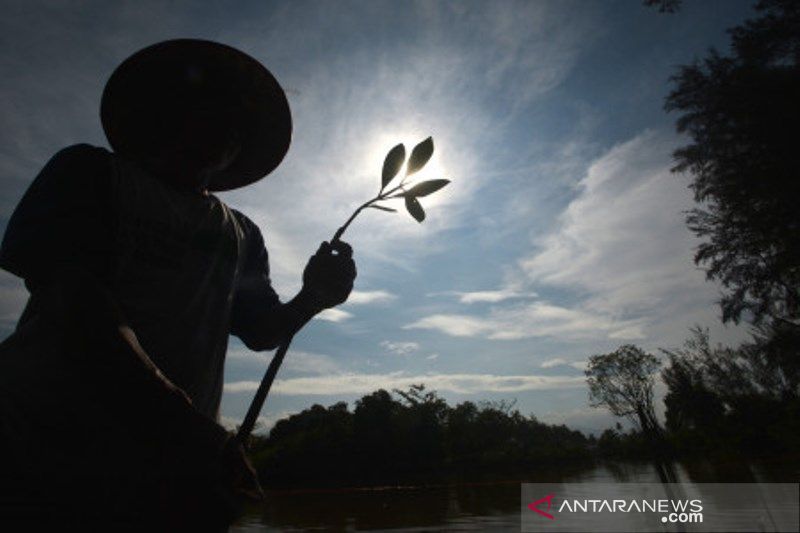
[101,39,292,191]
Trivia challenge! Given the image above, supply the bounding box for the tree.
[585,345,661,434]
[665,0,800,324]
[586,345,680,482]
[660,326,800,454]
[660,340,725,434]
[662,326,799,408]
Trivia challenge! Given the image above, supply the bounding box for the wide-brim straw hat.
[101,39,292,191]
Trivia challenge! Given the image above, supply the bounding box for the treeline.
[248,385,592,488]
[586,323,800,461]
[246,318,800,489]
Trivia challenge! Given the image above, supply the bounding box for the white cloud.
[315,308,353,323]
[426,353,439,360]
[346,290,397,306]
[228,348,341,376]
[460,291,535,304]
[380,340,420,356]
[449,289,537,304]
[540,358,587,371]
[219,411,292,434]
[283,351,341,375]
[540,357,567,368]
[518,129,748,346]
[404,313,493,338]
[225,371,585,396]
[405,300,646,341]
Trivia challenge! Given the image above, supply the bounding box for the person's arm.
[230,216,357,351]
[237,288,322,351]
[42,264,261,517]
[39,263,227,438]
[1,145,229,441]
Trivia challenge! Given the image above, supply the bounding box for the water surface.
[231,459,799,532]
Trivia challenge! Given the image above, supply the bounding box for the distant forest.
[247,385,591,488]
[246,363,798,488]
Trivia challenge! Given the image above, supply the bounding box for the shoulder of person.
[229,209,262,239]
[227,209,273,263]
[50,143,112,165]
[40,143,114,183]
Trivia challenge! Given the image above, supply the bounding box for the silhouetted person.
[0,39,356,530]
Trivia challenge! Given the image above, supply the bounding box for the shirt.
[0,144,282,420]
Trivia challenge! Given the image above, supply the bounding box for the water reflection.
[231,458,799,532]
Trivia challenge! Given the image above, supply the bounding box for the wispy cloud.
[228,347,341,376]
[540,358,588,371]
[404,313,492,338]
[225,371,585,395]
[315,308,353,323]
[380,340,420,356]
[346,290,397,306]
[405,300,645,341]
[518,130,747,346]
[432,289,537,304]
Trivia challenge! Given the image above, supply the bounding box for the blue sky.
[0,0,757,434]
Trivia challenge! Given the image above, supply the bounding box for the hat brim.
[101,39,292,191]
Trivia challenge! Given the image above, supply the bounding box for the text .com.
[662,511,703,524]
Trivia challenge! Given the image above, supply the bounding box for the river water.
[230,459,799,532]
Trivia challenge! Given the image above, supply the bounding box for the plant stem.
[332,202,369,243]
[332,182,405,242]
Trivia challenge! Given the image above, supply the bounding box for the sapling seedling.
[234,137,449,445]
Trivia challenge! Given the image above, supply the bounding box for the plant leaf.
[369,204,397,212]
[406,137,434,175]
[402,179,450,198]
[381,144,406,190]
[405,196,426,222]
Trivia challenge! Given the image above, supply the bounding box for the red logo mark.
[528,493,555,520]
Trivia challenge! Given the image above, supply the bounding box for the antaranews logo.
[527,494,703,524]
[527,494,555,520]
[522,483,799,532]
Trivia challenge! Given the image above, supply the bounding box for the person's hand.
[301,240,357,310]
[196,436,265,526]
[162,432,264,529]
[217,436,265,503]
